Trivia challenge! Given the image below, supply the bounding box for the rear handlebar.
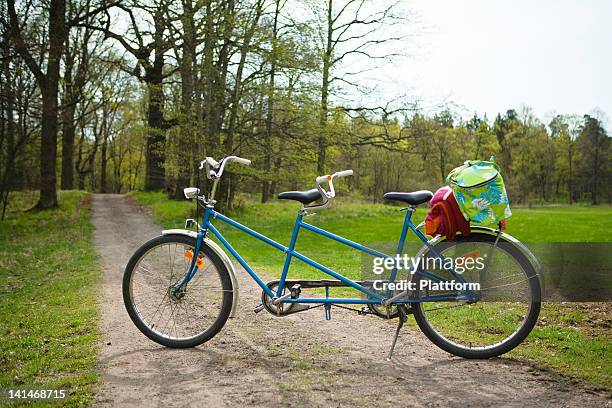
[316,169,353,184]
[314,169,353,205]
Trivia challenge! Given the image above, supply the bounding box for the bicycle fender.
[469,226,543,276]
[415,227,544,291]
[161,229,239,317]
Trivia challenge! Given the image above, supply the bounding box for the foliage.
[2,1,611,209]
[0,191,100,406]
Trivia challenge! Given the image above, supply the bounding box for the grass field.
[131,192,612,280]
[132,191,611,390]
[0,191,100,406]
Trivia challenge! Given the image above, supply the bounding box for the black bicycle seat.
[383,190,433,205]
[277,189,322,205]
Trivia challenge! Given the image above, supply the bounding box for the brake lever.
[316,182,330,199]
[206,162,216,180]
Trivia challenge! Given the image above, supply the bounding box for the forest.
[1,0,611,218]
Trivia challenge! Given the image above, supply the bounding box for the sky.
[369,0,612,124]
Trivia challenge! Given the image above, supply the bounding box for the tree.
[0,7,39,218]
[576,114,610,204]
[260,0,283,203]
[61,23,98,190]
[431,110,455,183]
[79,1,179,190]
[466,114,497,160]
[549,114,579,203]
[313,0,406,174]
[7,0,69,208]
[493,109,519,178]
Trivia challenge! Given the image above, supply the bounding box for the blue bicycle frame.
[174,205,473,306]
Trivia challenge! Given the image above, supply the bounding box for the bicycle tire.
[123,234,233,348]
[412,232,541,359]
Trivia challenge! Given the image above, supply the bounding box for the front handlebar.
[199,155,251,179]
[232,156,252,166]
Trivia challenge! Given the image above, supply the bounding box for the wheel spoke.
[126,239,230,343]
[412,235,540,356]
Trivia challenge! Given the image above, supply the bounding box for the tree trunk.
[144,10,167,191]
[439,146,446,183]
[262,0,280,203]
[60,35,74,190]
[100,133,108,193]
[202,0,216,155]
[591,147,599,205]
[39,0,66,207]
[61,102,76,189]
[172,0,196,199]
[39,89,59,208]
[567,142,573,204]
[7,0,67,208]
[317,0,333,175]
[0,55,15,220]
[218,0,253,210]
[269,156,282,197]
[144,72,166,190]
[61,29,89,190]
[77,172,85,190]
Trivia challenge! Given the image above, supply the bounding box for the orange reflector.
[459,250,481,260]
[184,250,205,268]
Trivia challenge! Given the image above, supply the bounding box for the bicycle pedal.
[290,284,302,299]
[358,307,371,316]
[254,304,265,314]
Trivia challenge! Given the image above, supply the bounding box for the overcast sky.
[373,0,611,124]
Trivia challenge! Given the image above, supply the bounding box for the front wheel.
[123,234,233,348]
[411,232,541,359]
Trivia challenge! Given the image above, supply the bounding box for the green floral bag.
[446,159,512,225]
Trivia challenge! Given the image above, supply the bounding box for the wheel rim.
[414,239,537,352]
[128,242,231,341]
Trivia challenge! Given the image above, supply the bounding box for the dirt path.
[91,194,609,408]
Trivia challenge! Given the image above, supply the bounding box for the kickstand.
[387,305,407,361]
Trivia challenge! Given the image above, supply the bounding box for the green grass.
[0,191,100,407]
[512,302,611,388]
[132,191,612,390]
[131,192,612,281]
[505,205,612,242]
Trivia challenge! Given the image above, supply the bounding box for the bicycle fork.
[171,231,206,296]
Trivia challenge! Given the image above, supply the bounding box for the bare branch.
[68,0,122,27]
[6,0,45,85]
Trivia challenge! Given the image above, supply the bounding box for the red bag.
[425,186,471,240]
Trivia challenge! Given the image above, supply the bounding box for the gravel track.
[91,194,610,407]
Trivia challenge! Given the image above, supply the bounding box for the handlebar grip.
[335,170,353,178]
[206,157,219,168]
[233,157,251,166]
[316,169,353,184]
[316,175,331,184]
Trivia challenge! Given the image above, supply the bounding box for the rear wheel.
[123,234,233,348]
[412,232,541,358]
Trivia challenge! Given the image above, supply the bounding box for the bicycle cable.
[195,159,201,230]
[331,303,374,316]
